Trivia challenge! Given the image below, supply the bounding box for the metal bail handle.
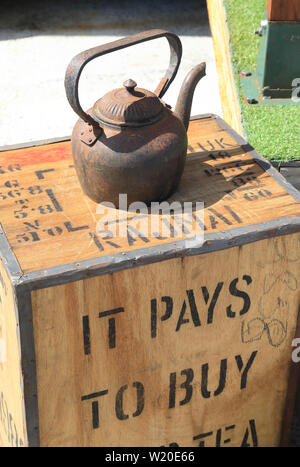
[64,29,182,126]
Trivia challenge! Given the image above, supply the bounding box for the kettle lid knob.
[92,79,164,127]
[123,79,137,93]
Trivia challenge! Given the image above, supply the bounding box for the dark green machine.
[240,13,300,105]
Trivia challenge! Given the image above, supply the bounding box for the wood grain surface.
[206,0,243,135]
[0,114,299,447]
[30,233,300,446]
[0,261,27,447]
[0,116,299,274]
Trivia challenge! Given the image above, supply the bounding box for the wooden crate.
[0,114,299,447]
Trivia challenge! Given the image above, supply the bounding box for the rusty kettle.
[65,30,206,207]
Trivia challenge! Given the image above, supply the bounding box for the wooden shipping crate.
[0,114,299,447]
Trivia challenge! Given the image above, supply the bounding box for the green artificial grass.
[224,0,300,162]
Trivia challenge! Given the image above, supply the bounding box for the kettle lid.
[92,79,165,127]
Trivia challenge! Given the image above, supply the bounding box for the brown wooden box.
[0,114,299,447]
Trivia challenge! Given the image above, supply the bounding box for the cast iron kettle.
[65,30,206,207]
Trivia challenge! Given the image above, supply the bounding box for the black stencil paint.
[35,169,55,180]
[151,275,253,338]
[226,275,252,318]
[176,290,201,332]
[115,382,145,421]
[192,419,256,447]
[81,389,109,430]
[235,351,258,390]
[201,282,224,324]
[201,359,227,398]
[82,315,91,355]
[168,351,257,409]
[98,307,125,349]
[45,188,63,212]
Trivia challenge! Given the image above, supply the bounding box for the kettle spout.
[175,62,206,131]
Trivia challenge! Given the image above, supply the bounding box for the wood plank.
[0,116,299,274]
[30,232,300,447]
[0,260,27,447]
[267,0,300,21]
[206,0,243,135]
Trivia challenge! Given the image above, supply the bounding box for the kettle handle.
[64,29,182,126]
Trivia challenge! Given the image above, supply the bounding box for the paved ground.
[0,0,222,146]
